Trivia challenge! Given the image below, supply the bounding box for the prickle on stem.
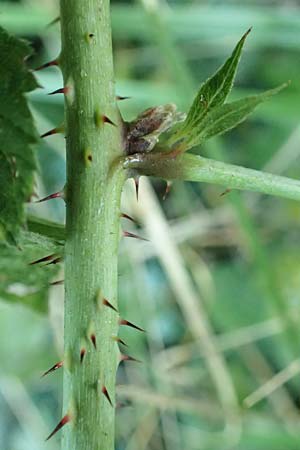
[119,318,145,333]
[123,231,149,242]
[101,386,113,407]
[35,191,63,203]
[102,115,116,126]
[90,333,97,349]
[103,298,118,312]
[84,147,93,166]
[50,279,64,286]
[120,354,141,363]
[116,95,131,101]
[35,59,59,71]
[80,348,86,364]
[84,32,95,42]
[29,253,59,265]
[48,86,69,96]
[121,213,138,225]
[94,109,116,128]
[45,256,62,266]
[42,361,63,377]
[46,414,70,441]
[40,124,64,138]
[111,336,128,347]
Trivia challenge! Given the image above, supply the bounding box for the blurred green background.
[1,0,300,449]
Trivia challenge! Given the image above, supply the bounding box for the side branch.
[124,152,300,201]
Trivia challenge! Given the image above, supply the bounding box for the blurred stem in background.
[205,139,300,356]
[129,179,242,448]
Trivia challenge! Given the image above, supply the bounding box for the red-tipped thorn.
[29,253,58,265]
[102,386,113,407]
[35,59,58,71]
[50,279,64,286]
[80,348,86,363]
[112,336,128,347]
[120,354,141,363]
[116,95,131,101]
[90,334,97,349]
[134,177,140,201]
[123,231,149,242]
[46,414,70,441]
[45,257,62,266]
[119,319,145,333]
[102,115,116,127]
[40,126,63,138]
[41,361,63,377]
[121,213,138,225]
[163,180,172,200]
[35,191,62,203]
[48,87,69,96]
[103,298,118,313]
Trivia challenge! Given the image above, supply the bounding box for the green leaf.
[0,26,39,242]
[0,230,62,313]
[27,215,66,241]
[181,84,287,150]
[169,28,251,145]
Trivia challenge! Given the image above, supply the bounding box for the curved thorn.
[120,354,141,363]
[102,386,113,407]
[29,253,58,265]
[121,213,138,225]
[111,336,128,347]
[35,191,62,203]
[45,256,62,266]
[80,348,86,364]
[50,279,64,286]
[123,231,149,242]
[116,95,131,101]
[90,334,97,349]
[46,414,70,441]
[119,319,145,333]
[102,115,116,126]
[48,87,68,96]
[40,125,64,138]
[103,298,118,313]
[40,128,58,138]
[35,59,59,71]
[41,361,63,377]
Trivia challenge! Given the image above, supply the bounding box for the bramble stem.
[59,1,125,449]
[125,152,300,201]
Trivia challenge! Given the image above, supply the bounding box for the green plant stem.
[125,152,300,201]
[59,2,125,449]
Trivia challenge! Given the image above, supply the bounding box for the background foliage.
[1,0,300,449]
